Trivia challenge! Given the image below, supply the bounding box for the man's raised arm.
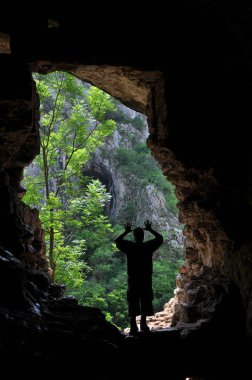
[114,222,132,249]
[144,220,163,247]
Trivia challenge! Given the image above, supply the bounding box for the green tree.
[23,72,116,283]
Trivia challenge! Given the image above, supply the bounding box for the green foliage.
[22,171,44,206]
[73,265,129,329]
[152,258,181,311]
[105,99,134,124]
[131,114,146,131]
[55,240,88,288]
[115,143,177,215]
[23,71,116,286]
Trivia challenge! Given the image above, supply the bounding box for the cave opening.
[22,70,184,332]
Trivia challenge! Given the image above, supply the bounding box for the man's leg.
[140,286,153,332]
[140,314,150,332]
[127,283,140,334]
[129,316,138,334]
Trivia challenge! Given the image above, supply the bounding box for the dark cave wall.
[0,1,252,339]
[0,56,47,270]
[148,3,252,330]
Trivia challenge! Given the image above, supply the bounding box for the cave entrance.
[23,70,184,331]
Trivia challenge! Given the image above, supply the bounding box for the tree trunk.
[49,224,55,282]
[42,146,56,281]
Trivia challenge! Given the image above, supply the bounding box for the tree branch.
[45,75,64,149]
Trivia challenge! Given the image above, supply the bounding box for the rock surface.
[0,246,122,376]
[84,103,182,236]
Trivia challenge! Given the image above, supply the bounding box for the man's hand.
[124,222,132,233]
[114,222,132,244]
[144,220,152,231]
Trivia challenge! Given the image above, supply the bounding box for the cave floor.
[118,325,250,380]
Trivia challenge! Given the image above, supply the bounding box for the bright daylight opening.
[22,71,184,331]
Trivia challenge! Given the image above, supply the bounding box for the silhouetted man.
[115,220,163,334]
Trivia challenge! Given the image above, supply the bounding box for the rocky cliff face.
[83,103,183,244]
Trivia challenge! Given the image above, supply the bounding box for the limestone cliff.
[83,102,183,246]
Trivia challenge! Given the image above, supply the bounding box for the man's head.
[133,227,144,243]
